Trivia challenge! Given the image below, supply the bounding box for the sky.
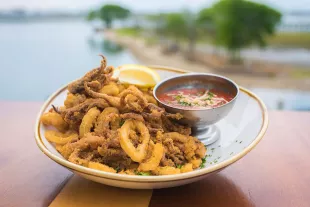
[0,0,309,12]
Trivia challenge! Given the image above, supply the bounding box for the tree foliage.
[87,10,97,21]
[198,0,281,61]
[88,4,130,28]
[162,13,187,41]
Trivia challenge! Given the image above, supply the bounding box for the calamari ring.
[45,130,78,145]
[119,86,148,112]
[88,162,116,173]
[94,113,119,135]
[125,94,144,112]
[95,107,120,133]
[41,112,68,132]
[119,120,150,162]
[138,142,164,171]
[79,107,101,137]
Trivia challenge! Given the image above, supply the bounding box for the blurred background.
[1,0,310,110]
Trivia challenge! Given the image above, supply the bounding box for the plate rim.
[34,65,268,182]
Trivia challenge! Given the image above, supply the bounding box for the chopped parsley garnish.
[176,164,183,169]
[119,119,125,127]
[179,101,192,106]
[114,166,120,172]
[208,92,214,98]
[175,95,183,101]
[200,155,207,168]
[196,91,205,96]
[136,171,151,176]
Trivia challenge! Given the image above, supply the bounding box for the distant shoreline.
[0,16,86,23]
[104,30,310,91]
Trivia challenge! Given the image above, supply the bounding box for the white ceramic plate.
[34,66,268,189]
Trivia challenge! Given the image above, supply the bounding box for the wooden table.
[1,101,310,207]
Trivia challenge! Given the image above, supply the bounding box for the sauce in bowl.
[158,88,234,109]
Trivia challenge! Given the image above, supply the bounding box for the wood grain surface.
[1,101,310,207]
[0,102,72,207]
[149,111,310,207]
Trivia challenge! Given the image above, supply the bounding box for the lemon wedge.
[115,64,161,87]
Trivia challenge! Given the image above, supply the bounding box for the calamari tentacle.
[84,82,121,108]
[41,112,68,132]
[120,113,144,122]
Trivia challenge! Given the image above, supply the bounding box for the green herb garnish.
[200,155,207,168]
[136,171,151,176]
[208,92,214,98]
[119,119,125,127]
[176,164,183,169]
[179,101,192,106]
[196,91,205,96]
[114,166,120,172]
[203,97,211,102]
[175,95,183,101]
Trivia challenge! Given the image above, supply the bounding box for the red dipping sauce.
[158,88,234,109]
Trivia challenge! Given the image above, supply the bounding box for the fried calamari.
[40,55,206,176]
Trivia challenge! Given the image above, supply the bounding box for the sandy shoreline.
[104,31,310,91]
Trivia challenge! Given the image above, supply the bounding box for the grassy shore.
[267,32,310,49]
[105,30,310,91]
[116,28,310,49]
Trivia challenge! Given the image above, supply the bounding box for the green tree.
[182,10,199,60]
[87,10,97,21]
[197,8,216,39]
[199,0,282,62]
[98,4,130,28]
[146,14,165,35]
[162,13,187,43]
